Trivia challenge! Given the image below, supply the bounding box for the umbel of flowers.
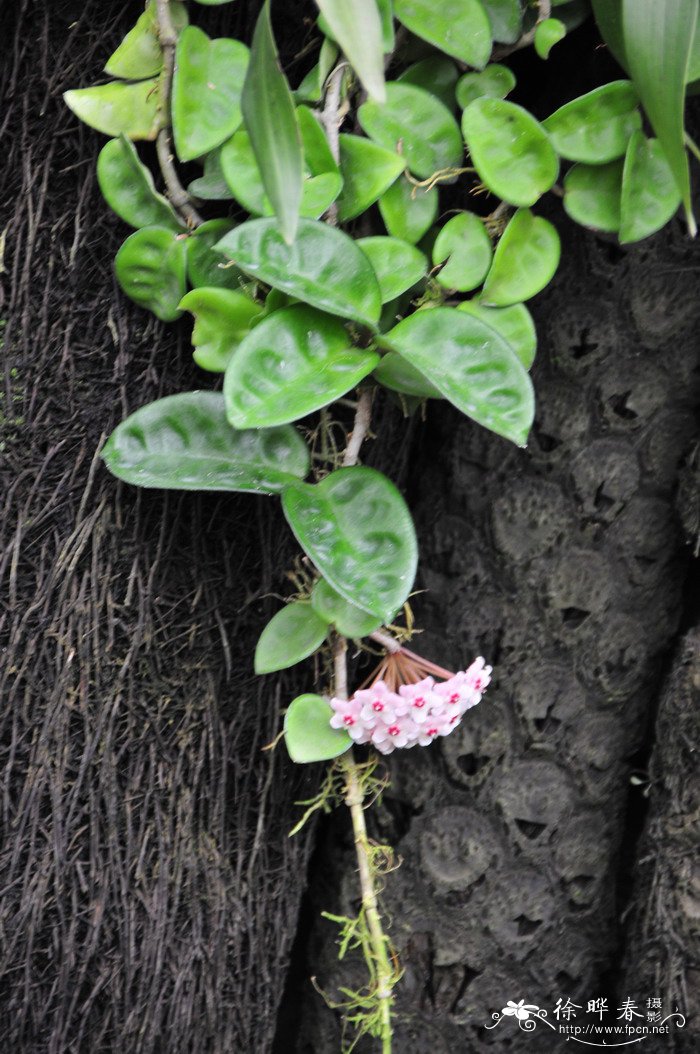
[330,649,491,754]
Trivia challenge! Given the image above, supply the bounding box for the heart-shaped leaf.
[242,2,304,243]
[114,225,187,321]
[64,79,163,140]
[215,218,382,327]
[481,209,561,306]
[393,0,492,69]
[622,0,697,234]
[433,212,492,292]
[172,26,249,162]
[284,694,352,763]
[186,219,249,291]
[357,237,427,302]
[535,18,567,59]
[254,601,329,673]
[102,391,310,493]
[462,98,559,206]
[105,0,188,79]
[619,131,681,243]
[97,137,182,230]
[188,149,234,201]
[378,175,438,244]
[314,0,386,102]
[337,135,405,221]
[359,83,463,180]
[458,300,537,369]
[456,64,516,110]
[397,57,459,110]
[224,305,378,428]
[543,81,641,163]
[374,351,442,398]
[282,466,418,621]
[311,578,383,637]
[180,288,263,372]
[563,160,623,232]
[482,0,522,44]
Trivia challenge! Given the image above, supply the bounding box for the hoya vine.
[65,0,698,1049]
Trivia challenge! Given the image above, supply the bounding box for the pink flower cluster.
[329,658,492,755]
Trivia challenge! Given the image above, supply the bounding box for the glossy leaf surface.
[180,288,263,372]
[456,64,516,109]
[374,352,442,398]
[384,307,534,446]
[64,79,163,140]
[311,578,383,637]
[102,391,310,493]
[543,81,640,163]
[433,212,492,292]
[620,132,681,243]
[378,174,438,244]
[297,105,339,176]
[563,160,623,232]
[356,237,427,302]
[397,58,459,110]
[622,0,697,233]
[105,1,188,79]
[393,0,492,68]
[315,0,386,101]
[254,602,329,673]
[481,209,561,306]
[359,83,463,179]
[482,0,521,43]
[172,26,249,162]
[186,219,248,291]
[591,0,627,69]
[535,18,566,59]
[458,300,537,369]
[188,149,233,200]
[215,218,382,327]
[97,137,181,230]
[242,2,303,243]
[462,98,558,206]
[284,694,352,763]
[282,467,418,621]
[224,305,378,428]
[114,226,187,321]
[337,135,405,221]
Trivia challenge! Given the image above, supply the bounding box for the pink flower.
[371,715,418,752]
[465,656,492,694]
[398,677,437,724]
[355,680,404,725]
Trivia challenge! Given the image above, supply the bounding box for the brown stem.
[321,64,346,225]
[492,0,553,61]
[342,388,373,468]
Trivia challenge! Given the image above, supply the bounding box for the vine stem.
[154,0,203,227]
[492,0,552,61]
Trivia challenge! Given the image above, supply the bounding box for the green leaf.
[432,212,492,292]
[242,3,304,244]
[356,237,427,302]
[105,0,188,79]
[563,160,623,232]
[393,0,492,69]
[314,0,386,102]
[102,391,310,493]
[535,18,566,59]
[462,98,559,206]
[114,226,187,321]
[622,0,697,234]
[456,64,516,110]
[97,137,181,230]
[482,0,522,44]
[383,306,534,446]
[284,694,352,763]
[297,105,339,176]
[224,306,378,428]
[397,57,460,110]
[179,288,263,372]
[172,26,249,163]
[374,351,442,398]
[215,218,382,327]
[481,209,561,306]
[337,135,405,221]
[254,602,329,674]
[543,81,641,164]
[620,131,682,243]
[188,149,234,201]
[359,83,463,180]
[186,219,249,291]
[192,0,239,4]
[282,467,418,621]
[64,79,163,140]
[457,300,537,369]
[591,0,627,70]
[311,578,383,637]
[378,174,438,244]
